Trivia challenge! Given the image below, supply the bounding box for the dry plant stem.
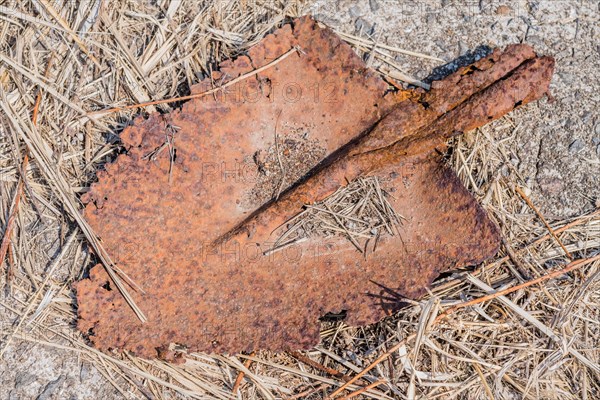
[501,236,529,280]
[527,209,600,247]
[1,54,54,275]
[231,352,255,393]
[36,0,101,67]
[325,334,416,399]
[473,363,495,400]
[436,253,600,322]
[220,355,273,399]
[290,383,328,399]
[289,351,352,382]
[89,46,301,116]
[6,246,15,281]
[32,54,54,125]
[344,41,429,89]
[338,379,388,400]
[0,154,28,273]
[515,186,573,259]
[0,54,91,124]
[334,30,445,62]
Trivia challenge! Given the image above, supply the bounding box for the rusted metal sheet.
[75,16,554,359]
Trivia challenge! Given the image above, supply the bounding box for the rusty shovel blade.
[75,16,554,359]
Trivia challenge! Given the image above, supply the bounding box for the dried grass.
[268,177,403,256]
[0,1,598,399]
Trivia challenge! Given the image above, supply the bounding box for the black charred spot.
[320,310,347,321]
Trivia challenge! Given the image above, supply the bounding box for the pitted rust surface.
[75,16,555,359]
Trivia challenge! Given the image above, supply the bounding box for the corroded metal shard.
[75,16,554,359]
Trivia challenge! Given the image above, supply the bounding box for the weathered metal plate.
[75,16,554,359]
